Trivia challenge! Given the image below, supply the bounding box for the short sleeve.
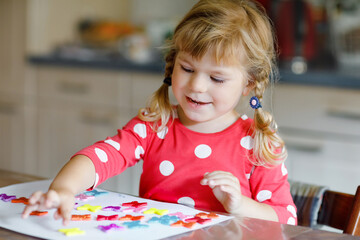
[72,117,150,189]
[249,163,298,225]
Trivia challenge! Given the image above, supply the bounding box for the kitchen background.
[0,0,360,196]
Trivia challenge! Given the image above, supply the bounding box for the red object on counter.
[256,0,271,11]
[275,0,316,61]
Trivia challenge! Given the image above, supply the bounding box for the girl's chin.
[180,110,211,124]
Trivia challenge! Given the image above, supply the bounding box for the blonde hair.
[139,0,287,166]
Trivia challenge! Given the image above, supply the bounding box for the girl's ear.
[242,80,255,96]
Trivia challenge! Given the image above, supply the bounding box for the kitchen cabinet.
[0,0,27,95]
[0,94,26,173]
[31,66,163,194]
[0,0,30,175]
[36,102,138,193]
[273,84,360,194]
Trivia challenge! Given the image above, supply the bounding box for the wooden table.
[0,169,359,240]
[0,169,44,188]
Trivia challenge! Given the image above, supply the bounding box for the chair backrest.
[317,185,360,236]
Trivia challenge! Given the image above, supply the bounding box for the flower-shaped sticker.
[250,96,262,109]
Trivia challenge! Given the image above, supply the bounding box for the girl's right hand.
[22,189,75,225]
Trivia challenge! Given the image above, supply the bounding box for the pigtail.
[138,48,177,132]
[252,76,287,166]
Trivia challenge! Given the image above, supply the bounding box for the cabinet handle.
[0,102,15,114]
[286,142,323,153]
[58,81,89,94]
[81,113,112,126]
[327,108,360,121]
[284,137,323,153]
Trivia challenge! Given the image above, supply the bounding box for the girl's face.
[172,50,253,132]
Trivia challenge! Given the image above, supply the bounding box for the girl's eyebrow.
[210,69,233,79]
[177,54,193,63]
[211,70,227,75]
[177,52,235,77]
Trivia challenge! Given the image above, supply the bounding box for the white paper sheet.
[0,180,233,240]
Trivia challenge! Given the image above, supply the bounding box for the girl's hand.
[200,171,242,215]
[22,189,75,225]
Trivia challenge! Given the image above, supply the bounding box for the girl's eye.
[211,76,225,83]
[181,65,193,73]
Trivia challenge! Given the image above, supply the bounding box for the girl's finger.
[203,172,238,183]
[59,204,73,226]
[203,171,233,179]
[62,212,71,226]
[217,184,241,196]
[22,191,47,218]
[22,203,40,218]
[54,211,60,220]
[205,176,239,189]
[28,191,44,205]
[201,172,238,186]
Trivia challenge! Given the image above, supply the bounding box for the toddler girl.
[23,0,297,226]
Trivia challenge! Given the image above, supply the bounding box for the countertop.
[0,169,44,188]
[1,169,359,240]
[28,55,360,90]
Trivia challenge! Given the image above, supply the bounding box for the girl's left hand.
[200,171,242,215]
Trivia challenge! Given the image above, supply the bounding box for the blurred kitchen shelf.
[28,55,165,73]
[279,69,360,89]
[28,55,360,89]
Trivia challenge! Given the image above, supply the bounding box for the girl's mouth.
[186,96,210,105]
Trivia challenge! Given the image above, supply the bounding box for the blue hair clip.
[163,77,172,86]
[250,96,262,109]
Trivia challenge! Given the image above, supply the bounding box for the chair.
[317,185,360,236]
[290,181,360,236]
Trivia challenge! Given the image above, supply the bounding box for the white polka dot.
[281,163,288,176]
[287,217,296,225]
[177,197,195,208]
[287,205,297,217]
[241,114,248,120]
[256,190,272,202]
[94,173,99,187]
[157,127,168,139]
[194,144,212,159]
[135,146,144,159]
[134,123,147,138]
[95,148,108,163]
[240,136,254,150]
[104,139,120,151]
[245,173,251,180]
[159,160,174,176]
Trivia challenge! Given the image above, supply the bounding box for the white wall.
[26,0,131,54]
[130,0,197,25]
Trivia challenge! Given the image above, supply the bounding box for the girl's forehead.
[177,50,246,68]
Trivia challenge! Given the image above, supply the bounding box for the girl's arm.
[201,171,278,222]
[22,155,95,225]
[236,195,278,221]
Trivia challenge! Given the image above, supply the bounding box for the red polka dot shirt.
[74,114,297,225]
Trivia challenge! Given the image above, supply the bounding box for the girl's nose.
[188,74,208,92]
